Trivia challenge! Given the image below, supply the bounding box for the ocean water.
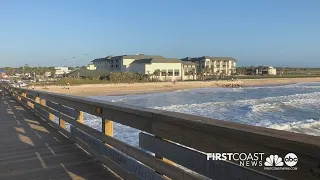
[86,82,320,147]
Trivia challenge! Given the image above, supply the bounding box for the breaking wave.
[87,82,320,146]
[268,119,320,136]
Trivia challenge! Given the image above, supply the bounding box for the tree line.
[4,65,56,77]
[236,67,320,75]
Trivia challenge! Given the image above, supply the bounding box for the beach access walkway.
[0,95,120,179]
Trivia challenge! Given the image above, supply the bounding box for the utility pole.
[84,54,88,66]
[72,57,76,68]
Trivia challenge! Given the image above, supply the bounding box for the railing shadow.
[0,95,118,180]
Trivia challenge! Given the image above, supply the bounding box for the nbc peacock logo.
[264,155,284,167]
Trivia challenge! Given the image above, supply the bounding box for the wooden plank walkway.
[0,94,121,180]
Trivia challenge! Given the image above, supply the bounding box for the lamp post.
[72,57,76,68]
[84,53,88,66]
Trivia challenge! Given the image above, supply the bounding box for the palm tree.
[49,67,56,78]
[5,67,13,76]
[147,71,152,81]
[164,72,169,82]
[210,66,215,76]
[153,69,161,81]
[24,64,31,74]
[185,71,191,80]
[204,66,210,80]
[204,66,210,75]
[197,68,206,81]
[191,69,196,80]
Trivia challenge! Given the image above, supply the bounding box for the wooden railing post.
[59,104,66,129]
[102,119,114,137]
[30,96,39,109]
[40,99,46,107]
[96,107,113,137]
[77,111,84,124]
[40,98,55,122]
[59,118,66,129]
[21,92,26,104]
[46,100,55,121]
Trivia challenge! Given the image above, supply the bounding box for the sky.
[1,0,320,67]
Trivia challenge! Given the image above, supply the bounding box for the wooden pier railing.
[1,83,320,180]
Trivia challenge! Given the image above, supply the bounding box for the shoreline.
[31,77,320,96]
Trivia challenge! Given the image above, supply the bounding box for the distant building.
[55,67,71,75]
[181,56,237,76]
[91,54,198,81]
[181,61,198,80]
[14,73,23,77]
[86,64,97,70]
[92,56,113,70]
[67,69,109,79]
[268,67,277,75]
[44,72,52,77]
[129,56,197,81]
[254,66,277,75]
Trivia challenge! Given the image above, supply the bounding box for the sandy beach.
[31,77,320,96]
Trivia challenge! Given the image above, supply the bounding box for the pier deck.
[0,95,120,180]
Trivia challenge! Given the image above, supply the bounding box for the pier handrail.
[1,83,319,180]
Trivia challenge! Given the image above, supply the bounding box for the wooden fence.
[1,83,320,180]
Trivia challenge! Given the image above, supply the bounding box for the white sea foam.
[268,119,320,136]
[83,82,320,147]
[153,92,320,113]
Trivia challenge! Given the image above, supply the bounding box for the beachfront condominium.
[54,67,71,75]
[181,56,237,76]
[91,54,197,81]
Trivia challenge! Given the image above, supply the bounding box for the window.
[111,65,113,67]
[111,60,113,63]
[168,69,173,76]
[161,69,167,76]
[116,65,118,68]
[174,69,180,76]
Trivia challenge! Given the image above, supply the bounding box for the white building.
[91,54,197,81]
[267,66,277,75]
[181,56,237,76]
[54,67,70,75]
[44,71,52,77]
[86,64,97,70]
[255,66,277,75]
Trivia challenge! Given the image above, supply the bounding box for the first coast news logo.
[206,152,298,171]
